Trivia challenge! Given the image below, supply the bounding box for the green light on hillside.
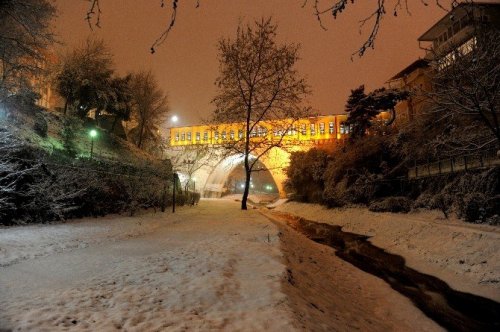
[89,129,97,138]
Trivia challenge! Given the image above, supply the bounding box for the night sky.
[54,1,463,127]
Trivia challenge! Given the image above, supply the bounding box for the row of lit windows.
[437,36,476,71]
[174,121,351,142]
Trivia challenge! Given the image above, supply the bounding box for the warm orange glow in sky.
[54,1,465,126]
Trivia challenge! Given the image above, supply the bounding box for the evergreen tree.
[345,85,408,140]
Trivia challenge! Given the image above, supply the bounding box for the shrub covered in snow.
[368,197,412,213]
[0,130,177,225]
[285,148,329,203]
[459,193,487,223]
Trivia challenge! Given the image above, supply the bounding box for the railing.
[408,150,499,179]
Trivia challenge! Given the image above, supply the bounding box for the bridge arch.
[168,113,355,199]
[189,146,295,199]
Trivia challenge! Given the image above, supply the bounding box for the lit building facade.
[386,59,432,125]
[169,114,354,147]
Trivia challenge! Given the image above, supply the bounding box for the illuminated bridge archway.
[166,113,389,198]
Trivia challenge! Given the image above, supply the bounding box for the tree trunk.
[111,115,119,132]
[241,153,251,210]
[63,97,69,115]
[137,121,145,148]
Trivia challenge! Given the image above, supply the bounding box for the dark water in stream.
[288,218,500,332]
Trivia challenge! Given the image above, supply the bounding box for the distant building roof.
[388,59,430,82]
[418,2,500,41]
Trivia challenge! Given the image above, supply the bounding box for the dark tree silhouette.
[425,26,500,151]
[106,75,133,132]
[345,85,408,140]
[212,18,310,210]
[84,0,459,56]
[129,70,169,150]
[55,38,114,117]
[0,0,55,102]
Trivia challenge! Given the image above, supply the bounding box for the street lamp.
[89,129,97,159]
[166,115,179,149]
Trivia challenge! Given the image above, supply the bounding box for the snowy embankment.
[273,202,500,301]
[0,200,294,331]
[0,211,166,267]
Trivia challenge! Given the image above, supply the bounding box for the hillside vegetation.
[0,102,180,226]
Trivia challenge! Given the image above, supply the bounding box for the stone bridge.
[165,114,373,198]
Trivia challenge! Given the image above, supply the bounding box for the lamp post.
[89,129,97,159]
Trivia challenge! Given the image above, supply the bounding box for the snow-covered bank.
[0,201,294,331]
[273,202,500,301]
[267,213,442,331]
[0,210,166,267]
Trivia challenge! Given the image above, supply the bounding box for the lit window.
[300,124,306,135]
[310,123,316,136]
[203,132,208,141]
[175,132,179,141]
[437,37,476,71]
[187,132,192,141]
[319,123,325,135]
[214,131,219,140]
[230,130,235,140]
[181,133,185,141]
[329,121,335,134]
[238,129,243,139]
[222,131,227,140]
[196,132,200,141]
[340,123,351,134]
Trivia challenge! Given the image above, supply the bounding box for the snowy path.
[0,200,292,331]
[1,199,446,331]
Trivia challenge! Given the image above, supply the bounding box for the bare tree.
[424,25,500,153]
[84,0,457,56]
[308,0,457,57]
[169,144,215,195]
[129,70,170,150]
[212,18,311,210]
[0,0,55,103]
[54,38,114,116]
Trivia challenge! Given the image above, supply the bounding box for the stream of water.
[287,217,500,331]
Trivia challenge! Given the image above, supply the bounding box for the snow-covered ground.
[273,202,500,302]
[0,200,293,331]
[2,199,488,331]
